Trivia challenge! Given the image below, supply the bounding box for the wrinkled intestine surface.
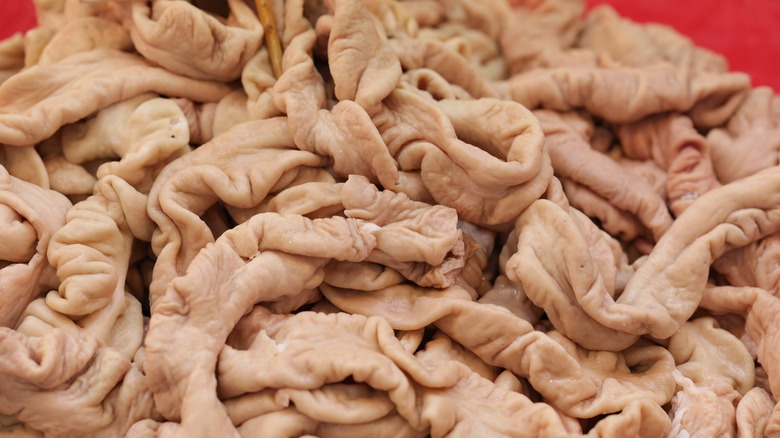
[1,0,779,436]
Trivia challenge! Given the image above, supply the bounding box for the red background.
[0,0,778,89]
[0,0,37,41]
[585,0,780,90]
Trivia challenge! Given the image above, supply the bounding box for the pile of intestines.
[0,0,779,436]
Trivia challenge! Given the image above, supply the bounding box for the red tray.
[0,0,37,41]
[0,0,778,89]
[586,0,780,90]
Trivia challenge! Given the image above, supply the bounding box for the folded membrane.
[0,0,779,435]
